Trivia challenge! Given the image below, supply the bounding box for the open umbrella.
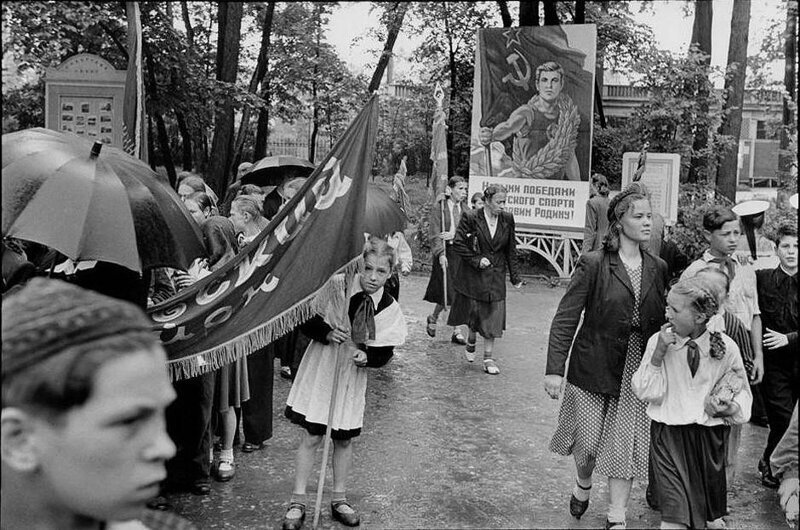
[2,128,205,273]
[366,185,407,236]
[241,155,316,187]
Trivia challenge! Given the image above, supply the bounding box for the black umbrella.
[366,185,407,237]
[242,155,316,187]
[2,128,205,272]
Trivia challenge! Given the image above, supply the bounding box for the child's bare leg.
[292,432,323,495]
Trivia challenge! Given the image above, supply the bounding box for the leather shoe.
[242,441,266,453]
[570,493,589,519]
[331,500,360,527]
[451,332,467,345]
[213,459,235,482]
[190,479,211,495]
[282,502,306,530]
[605,519,626,529]
[426,315,437,337]
[759,459,779,489]
[146,495,172,511]
[570,480,591,518]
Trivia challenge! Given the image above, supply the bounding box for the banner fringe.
[167,257,360,381]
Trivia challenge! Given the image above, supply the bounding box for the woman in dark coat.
[447,184,522,375]
[544,183,668,529]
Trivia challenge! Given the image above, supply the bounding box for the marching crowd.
[1,165,797,530]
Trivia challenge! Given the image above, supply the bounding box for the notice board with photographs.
[44,54,126,149]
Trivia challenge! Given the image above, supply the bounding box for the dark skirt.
[423,244,459,306]
[447,294,505,339]
[650,421,729,528]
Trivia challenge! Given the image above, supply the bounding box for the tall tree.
[206,2,242,197]
[574,0,585,24]
[367,2,409,93]
[497,0,513,27]
[542,0,559,24]
[687,0,713,183]
[519,1,539,26]
[232,2,275,170]
[779,0,798,186]
[716,0,751,202]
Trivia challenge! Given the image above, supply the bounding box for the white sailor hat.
[790,193,798,210]
[731,200,769,217]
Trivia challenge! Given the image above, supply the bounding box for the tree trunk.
[519,1,539,26]
[687,0,713,184]
[175,111,192,171]
[716,0,751,202]
[254,92,270,160]
[143,42,177,188]
[309,6,321,163]
[367,2,409,93]
[574,0,585,24]
[543,0,559,25]
[497,0,513,27]
[180,0,194,48]
[779,0,798,186]
[233,2,275,170]
[206,2,242,198]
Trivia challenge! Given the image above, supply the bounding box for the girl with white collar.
[633,276,752,529]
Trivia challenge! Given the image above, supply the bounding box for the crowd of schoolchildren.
[1,165,797,530]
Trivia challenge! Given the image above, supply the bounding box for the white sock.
[220,448,234,462]
[573,477,592,501]
[607,505,626,524]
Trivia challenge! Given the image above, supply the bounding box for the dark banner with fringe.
[148,96,379,381]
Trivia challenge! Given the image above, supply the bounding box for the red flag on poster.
[148,95,379,381]
[123,2,147,161]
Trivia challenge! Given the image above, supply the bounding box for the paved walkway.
[166,274,787,529]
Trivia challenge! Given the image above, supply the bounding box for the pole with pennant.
[123,2,147,162]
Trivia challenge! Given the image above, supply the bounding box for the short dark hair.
[772,222,798,245]
[448,176,466,189]
[702,206,738,232]
[470,192,483,205]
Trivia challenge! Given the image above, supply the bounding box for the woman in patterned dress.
[545,184,668,529]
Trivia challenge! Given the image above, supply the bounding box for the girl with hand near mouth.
[633,276,752,529]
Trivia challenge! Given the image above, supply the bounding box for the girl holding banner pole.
[424,176,468,344]
[282,238,407,530]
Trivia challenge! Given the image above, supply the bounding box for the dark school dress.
[447,208,520,339]
[423,197,465,306]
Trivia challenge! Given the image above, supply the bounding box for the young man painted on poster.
[478,61,580,181]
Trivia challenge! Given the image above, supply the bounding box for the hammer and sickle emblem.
[501,52,531,92]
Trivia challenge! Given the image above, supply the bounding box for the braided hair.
[671,276,727,359]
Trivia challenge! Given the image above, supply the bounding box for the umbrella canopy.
[2,128,205,273]
[242,155,316,187]
[366,185,407,237]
